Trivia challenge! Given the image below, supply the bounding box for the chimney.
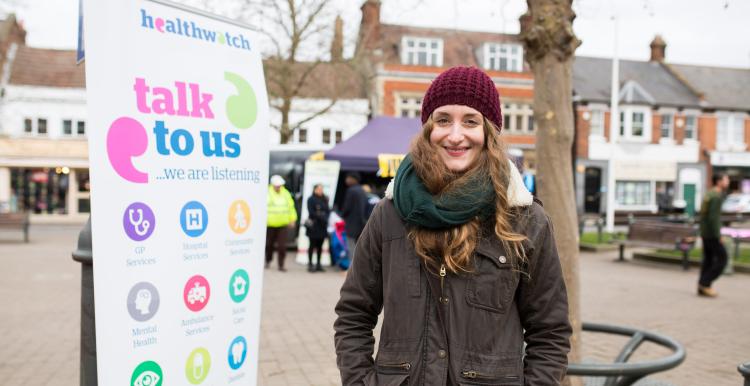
[358,0,381,51]
[650,35,666,62]
[331,15,343,61]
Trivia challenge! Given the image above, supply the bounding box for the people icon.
[234,203,247,229]
[228,200,251,234]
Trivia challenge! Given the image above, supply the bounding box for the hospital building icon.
[180,201,209,237]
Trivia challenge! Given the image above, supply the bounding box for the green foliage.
[655,247,750,264]
[579,232,622,245]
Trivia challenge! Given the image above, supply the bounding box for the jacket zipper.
[377,362,411,374]
[439,264,447,303]
[461,370,520,384]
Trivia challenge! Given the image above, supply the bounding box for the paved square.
[0,225,747,385]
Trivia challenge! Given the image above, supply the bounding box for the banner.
[295,160,340,265]
[83,0,269,384]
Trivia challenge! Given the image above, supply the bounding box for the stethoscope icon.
[128,208,151,237]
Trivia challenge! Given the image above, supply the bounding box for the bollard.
[739,362,750,386]
[72,216,97,386]
[596,218,604,244]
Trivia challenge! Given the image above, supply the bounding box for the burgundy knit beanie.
[421,66,502,130]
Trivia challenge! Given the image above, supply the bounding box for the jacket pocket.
[465,253,518,314]
[373,362,411,386]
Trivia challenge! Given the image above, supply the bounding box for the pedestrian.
[362,183,381,219]
[305,184,331,272]
[340,172,368,259]
[697,173,730,297]
[265,175,297,272]
[334,66,571,385]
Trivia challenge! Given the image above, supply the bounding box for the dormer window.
[401,36,443,66]
[482,43,523,72]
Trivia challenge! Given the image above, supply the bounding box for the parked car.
[721,193,750,214]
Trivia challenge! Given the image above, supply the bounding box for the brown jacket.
[334,165,571,386]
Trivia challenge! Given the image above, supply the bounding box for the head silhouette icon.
[135,289,152,315]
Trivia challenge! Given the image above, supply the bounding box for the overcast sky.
[5,0,750,68]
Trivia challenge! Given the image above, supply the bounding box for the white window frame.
[322,128,344,145]
[401,36,443,66]
[716,112,746,152]
[502,102,534,133]
[23,117,48,136]
[62,119,87,138]
[660,113,673,139]
[681,110,699,142]
[588,105,606,138]
[482,43,523,72]
[618,106,651,142]
[293,127,308,144]
[395,93,422,118]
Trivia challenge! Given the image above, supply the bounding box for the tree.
[196,0,351,144]
[519,1,582,385]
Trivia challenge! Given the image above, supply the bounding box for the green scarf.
[393,155,495,229]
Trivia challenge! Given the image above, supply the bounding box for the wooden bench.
[0,212,30,242]
[617,220,697,270]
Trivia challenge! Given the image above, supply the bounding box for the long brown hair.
[408,117,527,274]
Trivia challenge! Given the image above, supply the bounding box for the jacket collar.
[385,158,533,208]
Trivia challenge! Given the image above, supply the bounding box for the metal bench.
[0,212,30,242]
[617,221,696,270]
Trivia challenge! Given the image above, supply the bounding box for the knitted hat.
[421,66,502,130]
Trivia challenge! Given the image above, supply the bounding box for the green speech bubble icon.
[224,71,257,129]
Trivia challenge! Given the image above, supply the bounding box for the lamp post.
[605,16,620,233]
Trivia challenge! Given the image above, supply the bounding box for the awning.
[325,116,421,172]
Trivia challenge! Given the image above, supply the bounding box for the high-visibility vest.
[266,185,297,227]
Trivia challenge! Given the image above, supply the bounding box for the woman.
[334,67,571,385]
[306,184,331,272]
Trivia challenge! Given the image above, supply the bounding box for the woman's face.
[314,185,324,196]
[429,105,486,173]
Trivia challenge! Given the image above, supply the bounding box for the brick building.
[573,36,750,217]
[356,0,538,172]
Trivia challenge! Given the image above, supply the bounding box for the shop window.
[615,181,652,206]
[10,167,70,214]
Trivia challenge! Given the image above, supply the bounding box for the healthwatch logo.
[140,9,251,51]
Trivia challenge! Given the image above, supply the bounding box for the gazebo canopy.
[325,116,421,172]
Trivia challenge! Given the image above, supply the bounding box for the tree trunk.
[520,1,582,385]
